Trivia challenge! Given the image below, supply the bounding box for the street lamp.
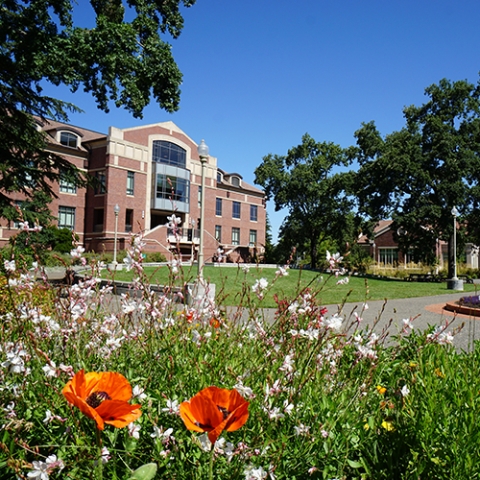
[451,206,459,281]
[113,203,120,267]
[448,206,463,290]
[197,139,209,277]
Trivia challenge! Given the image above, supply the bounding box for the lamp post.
[113,203,120,268]
[197,139,209,277]
[452,206,458,280]
[448,206,463,290]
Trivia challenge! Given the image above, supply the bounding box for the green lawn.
[104,264,477,308]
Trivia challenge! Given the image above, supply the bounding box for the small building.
[358,220,478,269]
[0,119,266,263]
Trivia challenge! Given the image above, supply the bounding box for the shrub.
[0,236,479,479]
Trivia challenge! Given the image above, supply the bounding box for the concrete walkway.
[41,267,479,351]
[239,292,480,352]
[325,292,480,352]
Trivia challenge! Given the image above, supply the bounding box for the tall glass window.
[250,205,258,222]
[152,141,187,168]
[59,172,77,194]
[126,171,135,195]
[216,198,222,216]
[215,225,222,242]
[94,171,106,194]
[249,229,257,246]
[156,175,189,203]
[232,201,241,219]
[232,227,240,245]
[125,209,133,232]
[58,206,76,230]
[379,248,399,266]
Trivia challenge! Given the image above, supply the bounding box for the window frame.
[59,175,77,194]
[231,227,240,245]
[250,204,258,222]
[58,206,76,230]
[215,198,222,216]
[59,131,79,148]
[126,171,135,196]
[215,225,222,242]
[232,201,241,219]
[249,229,257,246]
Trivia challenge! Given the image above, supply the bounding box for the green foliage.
[1,251,480,479]
[0,0,196,210]
[5,226,78,266]
[344,243,373,273]
[143,252,168,263]
[255,134,358,269]
[351,78,480,279]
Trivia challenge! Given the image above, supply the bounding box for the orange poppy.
[62,370,141,430]
[180,386,249,444]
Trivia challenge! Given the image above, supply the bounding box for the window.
[125,209,133,232]
[198,186,202,207]
[250,205,258,222]
[156,175,189,203]
[152,141,187,168]
[232,201,241,219]
[60,131,78,148]
[249,229,257,246]
[379,248,399,266]
[231,176,240,187]
[93,209,104,232]
[58,206,76,230]
[215,225,222,242]
[216,198,222,216]
[232,227,240,245]
[94,171,106,194]
[126,171,135,196]
[59,172,77,194]
[217,172,223,183]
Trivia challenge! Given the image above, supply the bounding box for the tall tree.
[255,134,355,269]
[0,0,196,210]
[352,78,480,277]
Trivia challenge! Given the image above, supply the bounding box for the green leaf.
[346,459,363,469]
[128,463,158,480]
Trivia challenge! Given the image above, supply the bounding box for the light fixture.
[197,140,209,277]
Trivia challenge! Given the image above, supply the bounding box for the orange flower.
[62,370,141,430]
[180,386,249,444]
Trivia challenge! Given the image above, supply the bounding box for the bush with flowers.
[1,231,480,480]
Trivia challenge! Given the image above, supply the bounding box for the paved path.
[325,292,480,352]
[42,268,479,351]
[241,292,480,352]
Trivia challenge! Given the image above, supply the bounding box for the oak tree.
[352,78,480,277]
[255,134,355,269]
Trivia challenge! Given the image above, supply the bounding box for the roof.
[358,220,394,244]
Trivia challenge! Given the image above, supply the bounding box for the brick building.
[358,220,478,269]
[0,119,266,263]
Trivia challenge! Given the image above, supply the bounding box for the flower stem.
[209,447,214,480]
[96,428,103,480]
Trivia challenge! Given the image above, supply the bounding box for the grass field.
[103,264,477,308]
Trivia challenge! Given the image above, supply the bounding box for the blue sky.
[43,0,480,241]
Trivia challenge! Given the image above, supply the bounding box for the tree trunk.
[310,240,318,270]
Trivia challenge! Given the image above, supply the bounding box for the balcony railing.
[167,227,199,243]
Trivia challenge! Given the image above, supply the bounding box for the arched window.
[60,131,79,148]
[152,141,186,168]
[231,176,241,187]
